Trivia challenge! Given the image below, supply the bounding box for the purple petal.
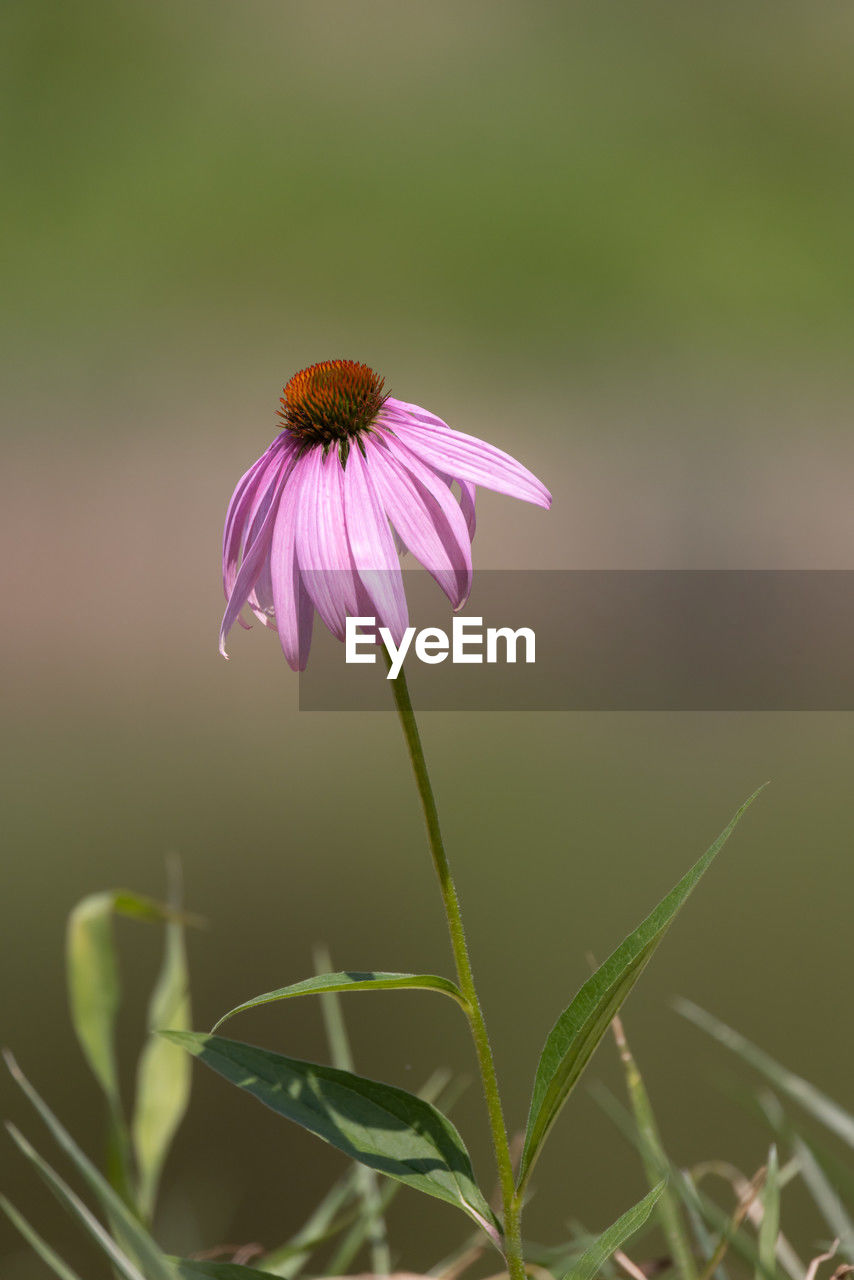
[365,434,473,610]
[455,477,477,540]
[247,555,276,629]
[379,403,551,509]
[219,474,286,657]
[341,443,409,643]
[433,471,476,541]
[270,456,315,671]
[222,434,296,597]
[294,447,361,640]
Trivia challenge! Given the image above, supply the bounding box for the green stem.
[385,659,525,1278]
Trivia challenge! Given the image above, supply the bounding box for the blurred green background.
[2,2,853,1274]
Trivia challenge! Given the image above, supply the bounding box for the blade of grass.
[564,1182,665,1280]
[520,789,765,1194]
[0,1194,85,1280]
[610,1011,697,1280]
[757,1146,780,1280]
[591,1084,784,1280]
[676,1002,854,1150]
[690,1159,802,1280]
[755,1092,853,1263]
[4,1052,177,1280]
[133,858,193,1223]
[695,1166,767,1280]
[6,1125,149,1280]
[792,1138,854,1262]
[314,944,390,1275]
[681,1181,731,1280]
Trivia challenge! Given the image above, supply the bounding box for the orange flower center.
[278,361,388,456]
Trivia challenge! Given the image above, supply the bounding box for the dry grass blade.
[695,1166,768,1280]
[804,1241,840,1280]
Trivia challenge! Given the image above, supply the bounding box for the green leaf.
[175,1263,280,1279]
[133,867,193,1221]
[163,1031,499,1242]
[565,1182,665,1280]
[66,891,180,1101]
[519,789,764,1191]
[212,970,467,1031]
[591,1083,784,1280]
[610,1014,696,1280]
[6,1125,149,1280]
[791,1136,854,1261]
[675,1000,854,1150]
[311,946,390,1277]
[4,1052,178,1280]
[260,1065,453,1278]
[66,887,184,1206]
[757,1145,780,1280]
[0,1194,84,1280]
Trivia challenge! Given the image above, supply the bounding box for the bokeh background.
[2,2,853,1275]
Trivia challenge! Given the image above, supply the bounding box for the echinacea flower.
[221,360,551,670]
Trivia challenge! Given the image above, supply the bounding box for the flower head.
[221,360,551,670]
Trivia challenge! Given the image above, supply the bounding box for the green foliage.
[212,969,466,1032]
[162,1031,500,1242]
[311,946,390,1276]
[677,1000,854,1150]
[564,1182,665,1280]
[0,1195,84,1280]
[66,880,195,1219]
[5,1123,152,1280]
[610,1013,697,1280]
[133,869,193,1221]
[680,1001,854,1262]
[757,1146,780,1280]
[174,1263,279,1279]
[519,789,764,1192]
[5,1052,178,1279]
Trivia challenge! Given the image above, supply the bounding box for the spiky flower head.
[277,360,387,461]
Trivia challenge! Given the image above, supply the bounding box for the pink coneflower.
[221,360,551,670]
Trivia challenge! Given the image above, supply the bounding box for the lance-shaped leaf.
[133,868,193,1221]
[66,887,188,1205]
[175,1262,280,1279]
[565,1182,665,1280]
[6,1126,149,1280]
[163,1031,499,1242]
[66,890,183,1100]
[261,1066,453,1278]
[519,789,763,1191]
[212,971,467,1031]
[4,1052,177,1280]
[757,1145,780,1280]
[676,999,854,1150]
[0,1195,84,1280]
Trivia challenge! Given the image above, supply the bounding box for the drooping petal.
[219,472,286,657]
[270,456,315,671]
[222,434,296,598]
[379,403,551,509]
[222,452,270,583]
[365,434,473,610]
[454,477,477,540]
[237,473,286,628]
[294,447,361,640]
[427,467,477,541]
[341,443,409,643]
[247,555,276,629]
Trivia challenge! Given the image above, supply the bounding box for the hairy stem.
[386,659,525,1277]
